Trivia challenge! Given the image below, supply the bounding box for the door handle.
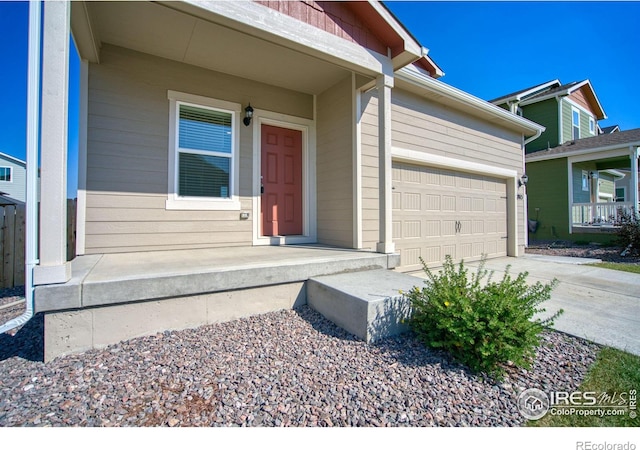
[261,185,264,194]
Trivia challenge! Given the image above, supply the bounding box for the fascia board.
[0,152,26,167]
[70,1,100,63]
[492,79,560,105]
[527,142,640,163]
[396,66,545,136]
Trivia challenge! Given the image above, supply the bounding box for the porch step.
[307,269,420,343]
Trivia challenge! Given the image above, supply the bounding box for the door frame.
[252,109,317,245]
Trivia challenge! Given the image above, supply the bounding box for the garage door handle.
[455,221,461,233]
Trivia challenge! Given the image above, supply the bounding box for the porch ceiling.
[84,1,354,95]
[595,157,632,170]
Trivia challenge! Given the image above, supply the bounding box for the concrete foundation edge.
[44,282,306,362]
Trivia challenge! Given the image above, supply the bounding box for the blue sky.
[385,1,640,131]
[1,1,639,197]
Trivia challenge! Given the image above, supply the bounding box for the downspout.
[0,0,41,334]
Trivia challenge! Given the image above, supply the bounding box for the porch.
[571,201,635,231]
[35,245,400,360]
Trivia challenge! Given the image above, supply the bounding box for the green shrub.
[406,255,562,378]
[615,208,640,255]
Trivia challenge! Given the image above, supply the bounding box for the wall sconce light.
[518,173,529,187]
[589,171,598,180]
[243,104,254,126]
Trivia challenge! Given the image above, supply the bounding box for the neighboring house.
[600,125,620,134]
[525,128,640,242]
[614,169,640,203]
[490,79,606,154]
[30,1,542,358]
[0,152,26,203]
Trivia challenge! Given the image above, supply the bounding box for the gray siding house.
[0,152,26,203]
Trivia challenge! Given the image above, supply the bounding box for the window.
[177,104,232,198]
[572,108,580,140]
[166,91,241,210]
[589,117,595,135]
[582,170,589,192]
[616,187,626,202]
[0,167,11,182]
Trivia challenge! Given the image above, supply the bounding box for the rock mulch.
[0,305,599,427]
[526,241,640,265]
[0,286,26,333]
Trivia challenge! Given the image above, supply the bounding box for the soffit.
[88,1,352,95]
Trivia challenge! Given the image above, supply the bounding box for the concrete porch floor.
[37,245,402,360]
[35,245,400,313]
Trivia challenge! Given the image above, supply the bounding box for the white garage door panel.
[393,162,508,272]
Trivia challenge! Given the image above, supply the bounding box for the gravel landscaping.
[0,303,599,427]
[526,241,640,265]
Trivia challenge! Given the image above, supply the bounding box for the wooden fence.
[0,199,77,289]
[0,204,26,288]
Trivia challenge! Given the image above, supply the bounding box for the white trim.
[492,79,560,105]
[76,59,89,255]
[165,91,241,211]
[251,109,316,246]
[392,147,518,179]
[558,97,563,145]
[0,152,25,166]
[352,74,363,249]
[391,147,520,257]
[589,116,595,136]
[527,143,640,163]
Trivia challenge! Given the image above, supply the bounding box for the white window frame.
[0,167,12,182]
[589,116,595,135]
[572,107,580,140]
[166,90,241,211]
[581,170,589,192]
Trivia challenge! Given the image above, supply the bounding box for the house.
[0,152,27,203]
[615,169,640,203]
[490,79,606,154]
[525,128,640,242]
[23,1,543,359]
[492,80,638,243]
[600,125,620,134]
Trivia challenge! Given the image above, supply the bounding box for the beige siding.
[315,76,354,247]
[85,45,313,254]
[360,87,526,255]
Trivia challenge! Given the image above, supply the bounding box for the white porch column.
[376,74,395,254]
[34,1,72,285]
[631,146,639,211]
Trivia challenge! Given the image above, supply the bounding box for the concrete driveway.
[462,255,640,356]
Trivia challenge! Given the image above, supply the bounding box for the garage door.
[392,162,508,272]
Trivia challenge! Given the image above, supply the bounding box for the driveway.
[461,255,640,356]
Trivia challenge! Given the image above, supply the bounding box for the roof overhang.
[492,79,560,106]
[395,65,545,137]
[520,80,607,120]
[527,142,640,163]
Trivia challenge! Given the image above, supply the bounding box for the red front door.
[261,124,303,236]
